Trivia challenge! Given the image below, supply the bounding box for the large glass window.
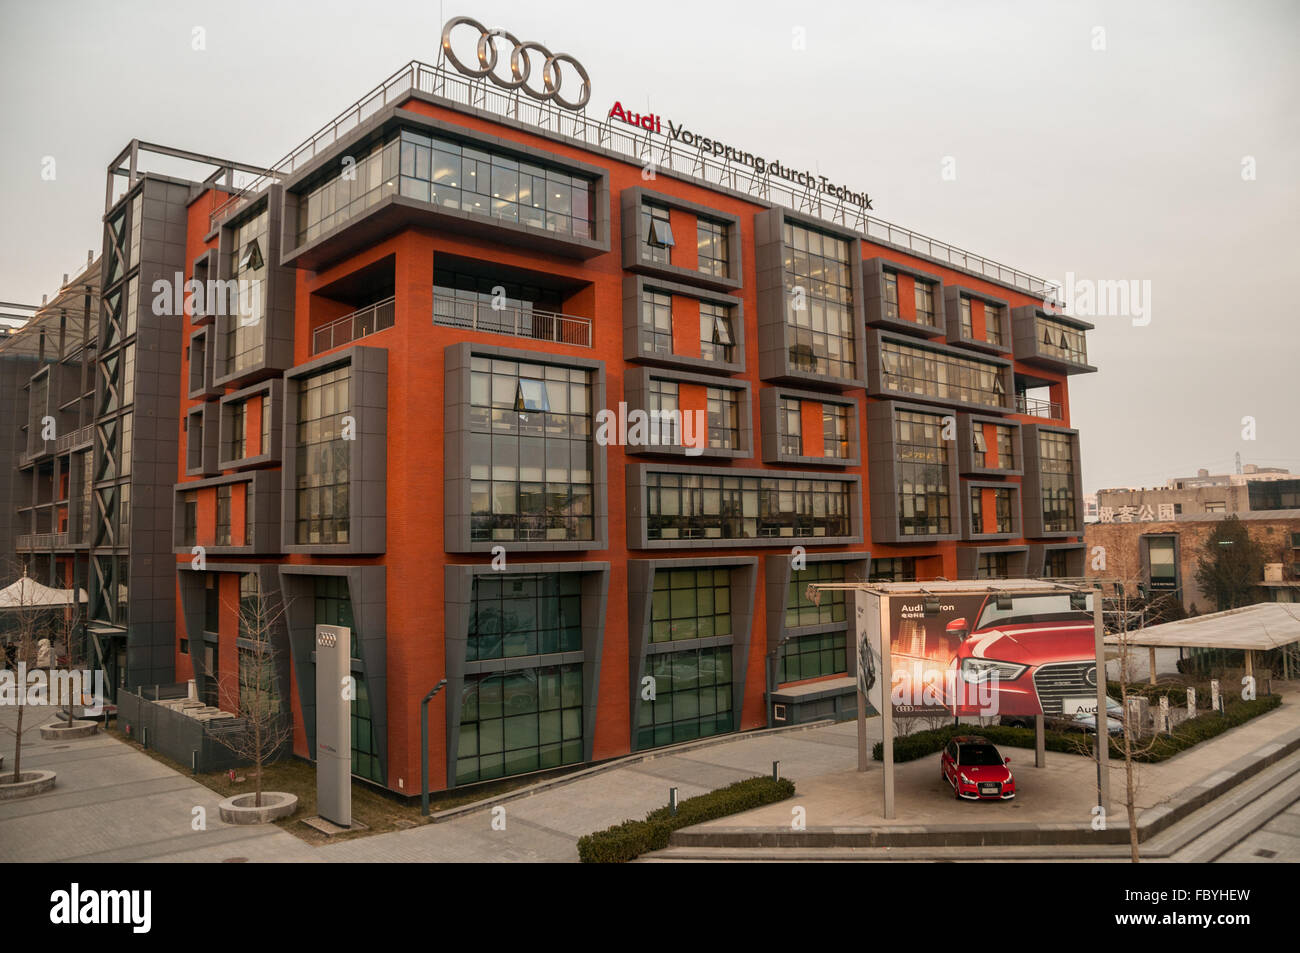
[869,557,916,582]
[1147,537,1177,589]
[1043,549,1070,579]
[783,222,856,380]
[995,425,1016,470]
[786,562,847,628]
[651,568,731,643]
[978,553,1010,579]
[468,573,582,661]
[1037,316,1088,365]
[706,386,740,450]
[781,398,802,457]
[823,403,850,459]
[983,302,1004,346]
[896,410,951,536]
[641,203,673,264]
[646,472,853,541]
[699,302,735,363]
[469,357,594,543]
[229,400,246,461]
[433,268,565,337]
[993,487,1015,534]
[697,218,728,277]
[638,646,733,749]
[457,665,583,784]
[914,279,936,327]
[227,209,269,375]
[960,297,973,338]
[640,291,673,356]
[881,339,1006,408]
[298,138,398,244]
[295,365,350,544]
[183,492,197,547]
[1039,431,1077,533]
[779,632,846,683]
[883,272,899,321]
[216,485,232,546]
[647,378,679,446]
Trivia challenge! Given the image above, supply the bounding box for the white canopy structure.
[0,572,89,609]
[1104,602,1300,681]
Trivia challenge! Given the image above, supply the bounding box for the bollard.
[191,750,198,775]
[669,787,678,815]
[772,760,780,781]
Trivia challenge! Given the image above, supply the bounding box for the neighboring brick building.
[4,45,1094,794]
[1085,512,1300,612]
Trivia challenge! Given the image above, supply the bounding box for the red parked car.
[941,736,1016,800]
[945,590,1096,718]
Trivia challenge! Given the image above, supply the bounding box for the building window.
[638,645,732,749]
[978,553,1010,579]
[786,562,847,628]
[203,574,219,633]
[1147,537,1177,590]
[642,203,673,264]
[914,280,936,327]
[993,487,1014,535]
[780,398,802,457]
[469,357,594,543]
[652,568,731,643]
[1037,316,1088,364]
[995,425,1016,470]
[640,291,673,355]
[1203,502,1226,513]
[896,411,951,536]
[646,472,853,541]
[960,297,973,338]
[183,492,198,547]
[783,222,856,381]
[226,209,269,375]
[972,429,988,456]
[1043,550,1070,579]
[1039,431,1077,533]
[697,218,728,277]
[699,302,734,363]
[881,339,1006,408]
[969,487,983,534]
[883,272,899,321]
[648,378,679,446]
[295,365,351,545]
[706,386,740,450]
[216,485,232,546]
[229,401,246,461]
[823,403,850,459]
[458,664,583,784]
[261,393,272,456]
[869,557,916,582]
[983,302,1004,346]
[468,573,582,661]
[779,632,846,683]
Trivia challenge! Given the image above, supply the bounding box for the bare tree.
[50,590,86,725]
[1,563,56,783]
[203,576,294,807]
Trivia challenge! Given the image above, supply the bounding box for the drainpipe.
[420,679,448,817]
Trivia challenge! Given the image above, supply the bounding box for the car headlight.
[959,658,1028,684]
[959,772,973,785]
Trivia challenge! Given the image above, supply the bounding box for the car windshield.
[975,592,1092,630]
[958,745,1004,766]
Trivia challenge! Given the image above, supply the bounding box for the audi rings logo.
[1084,665,1098,687]
[317,632,337,648]
[440,16,591,111]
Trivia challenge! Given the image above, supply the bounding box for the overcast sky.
[1,0,1296,492]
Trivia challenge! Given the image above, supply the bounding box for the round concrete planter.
[0,770,57,800]
[39,720,99,741]
[218,791,299,825]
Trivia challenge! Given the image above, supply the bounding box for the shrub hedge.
[576,775,796,863]
[872,693,1282,765]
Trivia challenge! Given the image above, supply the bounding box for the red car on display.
[941,736,1016,800]
[944,590,1097,719]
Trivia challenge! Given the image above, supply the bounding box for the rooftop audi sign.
[441,16,591,109]
[607,102,873,210]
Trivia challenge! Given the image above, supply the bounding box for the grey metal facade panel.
[762,551,870,662]
[961,479,1023,541]
[624,461,864,551]
[754,206,869,390]
[956,413,1024,477]
[1010,305,1098,375]
[443,341,609,554]
[621,274,746,375]
[276,106,611,270]
[865,327,1015,415]
[942,285,1013,356]
[443,561,610,788]
[189,248,219,327]
[1026,541,1086,577]
[622,365,754,460]
[171,468,282,555]
[619,186,744,292]
[281,344,388,556]
[955,544,1030,580]
[864,398,963,545]
[184,402,220,477]
[1020,423,1084,539]
[861,256,948,338]
[277,563,388,786]
[758,384,861,467]
[626,556,757,752]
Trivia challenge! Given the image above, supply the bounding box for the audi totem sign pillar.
[316,624,351,828]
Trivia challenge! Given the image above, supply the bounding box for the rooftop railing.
[208,61,1055,298]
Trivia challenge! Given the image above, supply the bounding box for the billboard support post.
[853,589,868,773]
[1034,714,1045,768]
[878,593,895,820]
[1092,594,1111,817]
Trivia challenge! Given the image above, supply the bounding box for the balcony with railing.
[1014,394,1063,420]
[310,296,395,356]
[433,293,592,348]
